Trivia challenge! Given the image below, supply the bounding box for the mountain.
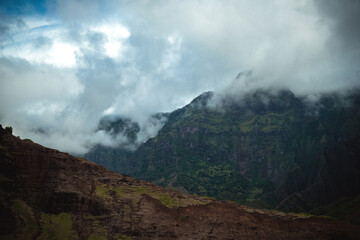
[86,89,360,215]
[3,126,360,239]
[86,113,169,171]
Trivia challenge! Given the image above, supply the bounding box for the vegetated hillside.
[86,89,360,215]
[2,126,360,239]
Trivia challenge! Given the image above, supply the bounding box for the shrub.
[5,126,13,134]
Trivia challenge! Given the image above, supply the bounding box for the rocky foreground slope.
[1,125,359,239]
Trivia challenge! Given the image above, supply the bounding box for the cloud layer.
[0,0,359,154]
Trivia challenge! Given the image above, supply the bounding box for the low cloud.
[0,0,359,154]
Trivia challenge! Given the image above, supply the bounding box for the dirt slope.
[0,125,359,239]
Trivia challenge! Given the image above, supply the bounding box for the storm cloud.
[0,0,359,154]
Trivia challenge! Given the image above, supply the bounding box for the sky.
[0,0,359,154]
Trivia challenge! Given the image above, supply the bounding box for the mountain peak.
[190,91,214,106]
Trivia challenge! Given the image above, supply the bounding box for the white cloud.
[46,41,77,67]
[0,18,132,68]
[0,0,359,154]
[0,19,79,68]
[90,23,130,59]
[1,39,78,68]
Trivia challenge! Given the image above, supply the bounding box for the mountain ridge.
[86,89,360,215]
[1,124,360,239]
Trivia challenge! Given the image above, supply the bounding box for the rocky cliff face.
[1,125,360,239]
[86,90,360,213]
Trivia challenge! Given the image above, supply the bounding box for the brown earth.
[0,125,359,240]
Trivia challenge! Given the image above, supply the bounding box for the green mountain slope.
[86,89,360,213]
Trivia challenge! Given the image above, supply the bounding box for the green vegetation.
[37,212,78,240]
[87,234,107,240]
[5,126,13,134]
[158,194,178,207]
[114,234,131,240]
[87,89,360,214]
[95,184,111,198]
[7,201,82,240]
[12,200,38,239]
[310,196,360,225]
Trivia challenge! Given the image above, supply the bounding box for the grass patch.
[87,233,107,240]
[37,212,78,240]
[201,195,216,200]
[95,184,109,198]
[12,200,38,239]
[114,234,132,240]
[290,212,316,217]
[158,194,178,208]
[310,196,360,225]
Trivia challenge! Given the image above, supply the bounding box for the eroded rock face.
[0,125,359,239]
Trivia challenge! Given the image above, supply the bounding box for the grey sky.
[0,0,359,153]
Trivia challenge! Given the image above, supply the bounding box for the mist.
[0,0,359,154]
